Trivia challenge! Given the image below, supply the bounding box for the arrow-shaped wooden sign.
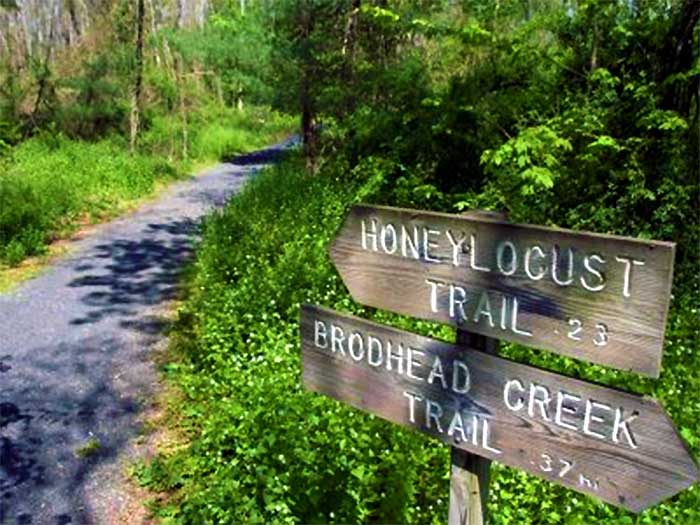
[329,205,676,377]
[300,305,698,512]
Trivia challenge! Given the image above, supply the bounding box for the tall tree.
[129,0,145,152]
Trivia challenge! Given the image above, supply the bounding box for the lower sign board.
[300,304,698,512]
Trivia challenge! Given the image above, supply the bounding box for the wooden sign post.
[300,305,699,513]
[449,210,502,525]
[449,328,497,525]
[329,204,676,377]
[299,204,696,522]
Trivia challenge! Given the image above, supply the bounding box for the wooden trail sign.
[300,305,699,513]
[329,204,676,377]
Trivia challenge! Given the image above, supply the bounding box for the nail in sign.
[329,205,675,377]
[300,305,699,512]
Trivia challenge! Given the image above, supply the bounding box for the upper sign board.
[301,305,698,512]
[330,205,675,377]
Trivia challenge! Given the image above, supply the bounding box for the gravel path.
[0,138,295,525]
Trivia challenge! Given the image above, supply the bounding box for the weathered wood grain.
[300,305,698,512]
[329,204,676,377]
[449,447,490,525]
[449,326,498,525]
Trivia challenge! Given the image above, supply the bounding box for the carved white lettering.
[496,240,518,276]
[612,407,638,449]
[582,399,611,440]
[567,318,583,341]
[469,234,491,272]
[314,320,328,348]
[331,325,346,355]
[401,225,420,259]
[450,284,468,320]
[524,245,546,280]
[511,297,533,337]
[481,418,502,454]
[427,356,448,389]
[528,384,552,421]
[499,294,508,330]
[407,348,425,381]
[593,323,609,346]
[368,335,383,367]
[423,228,440,262]
[380,223,398,254]
[386,341,404,374]
[426,278,445,313]
[426,400,444,432]
[581,254,606,292]
[504,377,639,449]
[578,474,599,490]
[503,379,525,411]
[473,290,495,327]
[539,453,553,472]
[552,246,574,286]
[348,332,365,361]
[558,458,574,478]
[361,218,378,251]
[615,256,645,298]
[451,361,471,394]
[446,229,467,266]
[403,391,422,424]
[555,391,581,431]
[447,410,468,442]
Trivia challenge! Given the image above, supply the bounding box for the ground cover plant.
[139,152,699,524]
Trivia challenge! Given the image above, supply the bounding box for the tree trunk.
[301,73,316,170]
[175,55,188,160]
[129,0,145,153]
[341,0,360,116]
[31,0,59,126]
[661,0,699,116]
[299,3,317,170]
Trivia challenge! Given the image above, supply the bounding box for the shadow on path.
[67,218,197,330]
[223,147,286,166]
[1,336,147,525]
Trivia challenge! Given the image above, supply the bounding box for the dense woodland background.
[1,0,698,523]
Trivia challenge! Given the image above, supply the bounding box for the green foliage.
[0,100,294,268]
[481,124,572,206]
[144,0,700,523]
[145,149,700,523]
[167,6,275,107]
[187,106,294,162]
[0,135,180,265]
[60,55,127,139]
[140,158,448,524]
[141,104,296,163]
[3,0,690,521]
[75,437,102,458]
